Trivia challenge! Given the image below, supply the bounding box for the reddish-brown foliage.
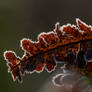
[4,18,92,83]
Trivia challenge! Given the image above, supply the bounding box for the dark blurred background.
[0,0,92,92]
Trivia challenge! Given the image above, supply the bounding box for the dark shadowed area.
[0,0,92,92]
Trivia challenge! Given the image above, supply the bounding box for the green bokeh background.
[0,0,92,92]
